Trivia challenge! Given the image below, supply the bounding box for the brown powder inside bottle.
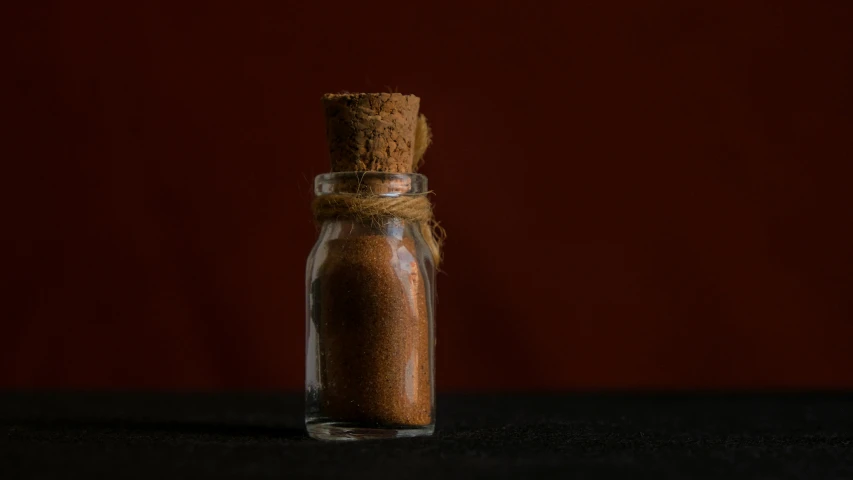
[315,235,431,426]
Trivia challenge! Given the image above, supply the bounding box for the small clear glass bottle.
[305,172,436,440]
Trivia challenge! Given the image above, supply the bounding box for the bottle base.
[306,421,434,441]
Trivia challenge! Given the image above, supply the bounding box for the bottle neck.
[314,172,428,197]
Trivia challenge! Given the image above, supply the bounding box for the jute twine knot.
[312,114,445,266]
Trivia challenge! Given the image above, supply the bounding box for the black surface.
[2,393,853,479]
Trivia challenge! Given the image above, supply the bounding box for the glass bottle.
[305,172,436,440]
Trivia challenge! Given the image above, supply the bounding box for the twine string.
[312,193,444,265]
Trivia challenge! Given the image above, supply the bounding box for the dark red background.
[3,1,852,391]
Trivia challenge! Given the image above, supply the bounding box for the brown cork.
[322,93,421,173]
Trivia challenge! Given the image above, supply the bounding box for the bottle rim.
[314,172,428,197]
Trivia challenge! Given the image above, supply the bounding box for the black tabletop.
[2,392,852,479]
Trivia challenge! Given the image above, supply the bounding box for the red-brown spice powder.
[316,235,431,426]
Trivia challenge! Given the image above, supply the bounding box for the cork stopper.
[322,93,421,173]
